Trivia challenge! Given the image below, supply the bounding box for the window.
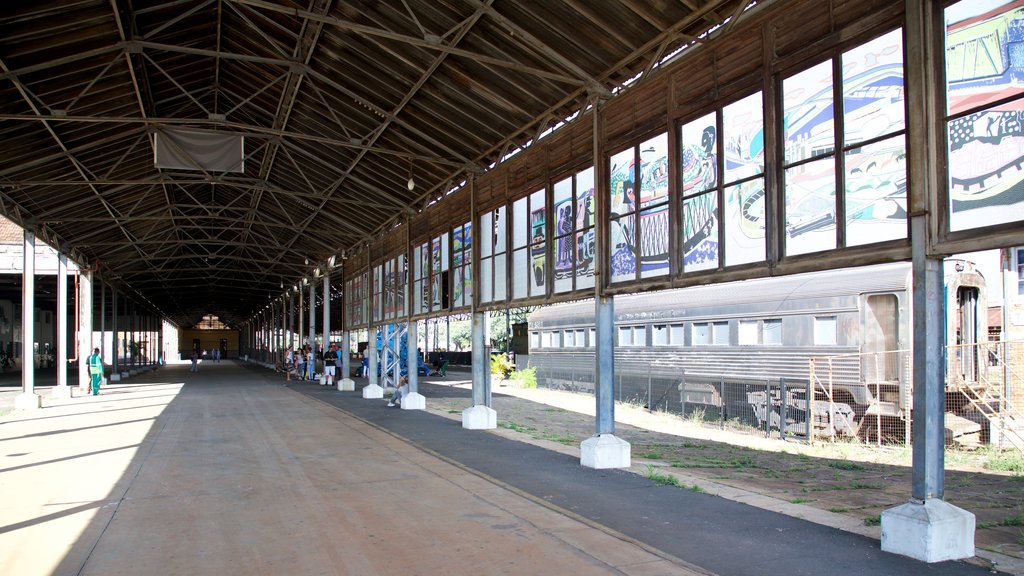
[618,325,644,346]
[814,316,838,346]
[512,190,546,299]
[452,222,472,309]
[530,331,540,349]
[653,324,669,346]
[680,93,766,271]
[671,324,686,345]
[575,329,585,347]
[693,323,710,345]
[782,29,907,253]
[1017,248,1024,297]
[553,167,597,293]
[738,320,759,345]
[588,327,596,347]
[712,321,730,345]
[763,319,782,345]
[479,207,507,304]
[947,3,1024,231]
[610,133,670,283]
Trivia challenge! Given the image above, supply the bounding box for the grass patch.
[980,511,1024,530]
[827,460,866,471]
[983,449,1024,475]
[644,465,681,487]
[829,507,850,513]
[637,450,664,460]
[688,484,708,494]
[864,515,882,526]
[791,498,816,504]
[499,421,536,434]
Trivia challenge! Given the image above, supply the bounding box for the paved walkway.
[0,361,1006,575]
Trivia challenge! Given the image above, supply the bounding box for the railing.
[948,340,1024,453]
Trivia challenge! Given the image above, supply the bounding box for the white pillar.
[78,271,93,390]
[52,252,71,399]
[308,279,316,380]
[338,329,354,391]
[401,318,425,409]
[15,230,40,410]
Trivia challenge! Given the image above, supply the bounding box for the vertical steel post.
[308,278,316,380]
[56,252,68,390]
[78,270,93,392]
[20,230,36,402]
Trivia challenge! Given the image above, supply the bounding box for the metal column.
[54,252,69,393]
[308,279,316,379]
[16,230,39,409]
[78,270,93,392]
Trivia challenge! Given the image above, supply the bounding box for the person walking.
[190,348,198,372]
[88,347,103,395]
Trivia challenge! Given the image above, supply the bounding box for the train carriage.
[527,261,987,439]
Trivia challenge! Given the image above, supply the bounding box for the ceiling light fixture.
[407,157,415,191]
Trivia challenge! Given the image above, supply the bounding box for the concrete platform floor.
[0,361,1005,575]
[0,362,706,576]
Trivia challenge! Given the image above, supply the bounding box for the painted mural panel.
[638,134,670,278]
[947,0,1024,231]
[845,135,908,245]
[785,157,836,255]
[683,192,718,271]
[575,167,596,290]
[723,93,765,266]
[609,147,636,282]
[723,92,764,184]
[529,189,546,295]
[725,180,766,266]
[843,29,905,146]
[554,176,575,293]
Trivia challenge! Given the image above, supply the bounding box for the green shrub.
[490,353,514,379]
[509,366,537,388]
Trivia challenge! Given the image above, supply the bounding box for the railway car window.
[763,319,782,345]
[671,324,686,345]
[814,316,838,346]
[653,324,669,346]
[564,330,575,347]
[575,329,585,347]
[738,321,758,345]
[712,321,730,345]
[588,328,595,347]
[530,332,540,349]
[693,323,710,345]
[947,3,1024,231]
[618,326,633,346]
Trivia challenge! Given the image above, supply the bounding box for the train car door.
[863,293,899,383]
[955,286,980,383]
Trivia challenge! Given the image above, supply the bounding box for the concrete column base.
[462,405,497,429]
[14,392,42,411]
[362,383,384,399]
[400,392,426,410]
[881,498,976,563]
[337,378,355,391]
[51,385,72,399]
[109,373,121,382]
[580,434,631,469]
[120,372,130,379]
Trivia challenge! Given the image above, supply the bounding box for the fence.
[531,343,1024,452]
